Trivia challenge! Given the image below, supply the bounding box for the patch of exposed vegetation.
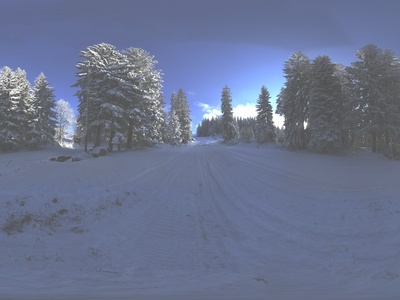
[2,213,33,235]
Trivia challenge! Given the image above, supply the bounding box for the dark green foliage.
[276,52,312,150]
[220,85,238,143]
[307,55,343,153]
[255,86,275,144]
[346,44,400,156]
[168,88,192,144]
[74,43,165,151]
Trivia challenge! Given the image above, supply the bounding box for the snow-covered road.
[1,140,400,299]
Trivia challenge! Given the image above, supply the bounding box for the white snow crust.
[0,138,399,300]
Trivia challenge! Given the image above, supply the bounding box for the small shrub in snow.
[49,156,71,162]
[114,197,123,206]
[89,147,107,158]
[37,213,60,230]
[71,226,85,233]
[2,213,33,235]
[88,247,102,257]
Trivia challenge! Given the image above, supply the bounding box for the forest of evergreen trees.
[277,44,400,158]
[0,68,57,151]
[2,43,400,158]
[73,43,192,151]
[0,43,192,152]
[197,44,400,158]
[197,85,278,144]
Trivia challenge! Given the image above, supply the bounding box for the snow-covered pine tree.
[0,67,20,151]
[55,99,76,146]
[122,47,165,147]
[74,43,129,150]
[307,55,343,153]
[255,85,275,144]
[14,68,33,147]
[30,73,57,146]
[239,125,255,143]
[276,52,311,150]
[167,107,182,145]
[346,44,400,154]
[74,49,101,151]
[168,92,180,144]
[379,49,400,156]
[0,67,33,150]
[75,44,166,150]
[333,64,353,148]
[220,85,238,143]
[169,88,192,144]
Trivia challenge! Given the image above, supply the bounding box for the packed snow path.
[1,139,400,300]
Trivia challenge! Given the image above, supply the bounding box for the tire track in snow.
[193,145,248,273]
[220,146,400,276]
[226,146,400,194]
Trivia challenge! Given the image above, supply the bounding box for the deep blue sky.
[1,0,400,130]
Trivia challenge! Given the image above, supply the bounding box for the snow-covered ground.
[1,138,400,300]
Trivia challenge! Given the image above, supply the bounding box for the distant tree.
[170,88,193,144]
[220,85,238,143]
[239,126,255,143]
[196,118,208,137]
[276,52,312,150]
[275,126,285,144]
[196,117,223,137]
[307,55,343,153]
[30,72,57,146]
[236,117,256,143]
[55,99,76,146]
[170,88,192,144]
[255,85,275,144]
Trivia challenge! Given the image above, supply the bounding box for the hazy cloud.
[197,102,221,120]
[273,113,284,128]
[233,103,257,119]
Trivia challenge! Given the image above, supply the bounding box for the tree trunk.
[108,130,115,151]
[371,132,377,153]
[94,126,101,147]
[385,129,390,149]
[126,120,133,149]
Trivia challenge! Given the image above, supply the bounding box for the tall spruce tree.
[74,43,165,150]
[14,68,32,146]
[346,44,400,154]
[255,85,275,144]
[170,88,192,144]
[333,64,353,148]
[167,108,182,145]
[0,67,20,150]
[0,67,32,150]
[31,73,57,146]
[276,52,311,150]
[55,99,76,146]
[123,47,165,147]
[307,55,343,153]
[220,85,237,143]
